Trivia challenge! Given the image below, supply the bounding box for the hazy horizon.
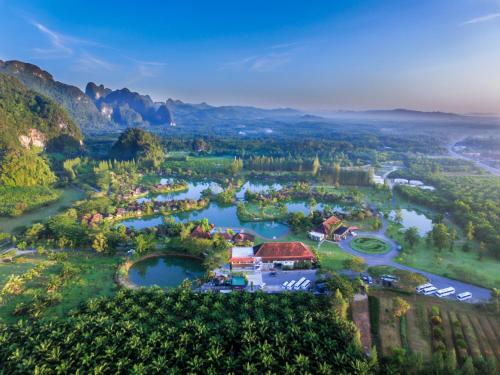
[1,0,499,114]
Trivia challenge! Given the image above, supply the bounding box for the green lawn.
[351,237,390,254]
[0,252,122,322]
[388,223,500,289]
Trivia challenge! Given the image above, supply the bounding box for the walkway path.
[329,217,492,303]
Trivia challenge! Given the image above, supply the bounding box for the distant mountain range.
[315,108,498,121]
[0,59,497,135]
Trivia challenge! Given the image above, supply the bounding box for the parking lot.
[261,269,318,293]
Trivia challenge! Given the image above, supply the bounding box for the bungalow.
[309,215,341,241]
[333,225,350,241]
[190,225,212,239]
[254,242,316,270]
[232,232,255,245]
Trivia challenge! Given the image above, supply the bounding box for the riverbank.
[0,186,85,233]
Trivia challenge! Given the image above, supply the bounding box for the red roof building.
[254,242,316,263]
[314,215,341,236]
[190,225,212,239]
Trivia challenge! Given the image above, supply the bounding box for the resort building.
[253,242,316,270]
[308,215,344,241]
[230,247,261,271]
[333,225,351,241]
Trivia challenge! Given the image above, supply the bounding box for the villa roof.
[254,242,316,262]
[315,215,341,234]
[190,226,212,239]
[333,225,350,235]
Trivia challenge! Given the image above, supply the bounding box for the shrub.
[431,315,442,325]
[432,326,444,340]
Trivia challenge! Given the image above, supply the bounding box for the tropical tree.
[403,227,419,249]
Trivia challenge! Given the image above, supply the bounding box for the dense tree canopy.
[0,287,370,374]
[0,149,56,187]
[109,128,165,168]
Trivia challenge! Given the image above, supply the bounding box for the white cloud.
[460,12,500,26]
[31,21,73,57]
[250,53,291,72]
[73,52,114,72]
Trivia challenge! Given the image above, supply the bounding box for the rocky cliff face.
[85,83,173,127]
[0,60,113,132]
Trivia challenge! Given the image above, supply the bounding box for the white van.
[436,287,455,298]
[301,280,311,290]
[416,283,433,293]
[286,280,296,290]
[423,286,438,295]
[294,277,306,290]
[456,292,472,301]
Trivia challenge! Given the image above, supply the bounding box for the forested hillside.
[0,73,82,153]
[0,60,111,131]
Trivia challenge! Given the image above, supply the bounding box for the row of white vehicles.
[416,283,472,301]
[281,277,311,291]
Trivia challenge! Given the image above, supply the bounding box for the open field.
[388,223,500,289]
[369,289,500,363]
[351,237,390,254]
[0,252,121,322]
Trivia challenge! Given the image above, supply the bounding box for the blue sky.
[0,0,499,113]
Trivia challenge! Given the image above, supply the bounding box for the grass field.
[0,252,122,322]
[370,289,500,363]
[351,237,390,254]
[388,222,500,289]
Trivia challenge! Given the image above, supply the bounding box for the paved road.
[326,217,492,303]
[447,138,500,176]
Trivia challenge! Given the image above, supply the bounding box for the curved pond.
[235,181,283,199]
[128,256,205,288]
[120,202,290,239]
[390,208,433,236]
[137,181,222,203]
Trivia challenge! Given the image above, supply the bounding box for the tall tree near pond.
[312,155,320,176]
[404,227,419,249]
[432,223,449,252]
[466,221,475,241]
[394,208,403,225]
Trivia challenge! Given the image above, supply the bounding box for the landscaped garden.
[351,237,390,254]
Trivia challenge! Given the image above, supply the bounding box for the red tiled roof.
[254,242,316,261]
[190,226,212,239]
[315,215,341,234]
[233,233,255,243]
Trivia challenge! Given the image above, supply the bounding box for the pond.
[0,187,85,233]
[137,181,222,203]
[390,208,433,236]
[235,181,283,199]
[128,256,205,288]
[120,202,290,239]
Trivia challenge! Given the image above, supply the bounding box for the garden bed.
[351,237,390,254]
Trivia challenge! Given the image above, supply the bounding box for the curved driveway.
[326,218,492,303]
